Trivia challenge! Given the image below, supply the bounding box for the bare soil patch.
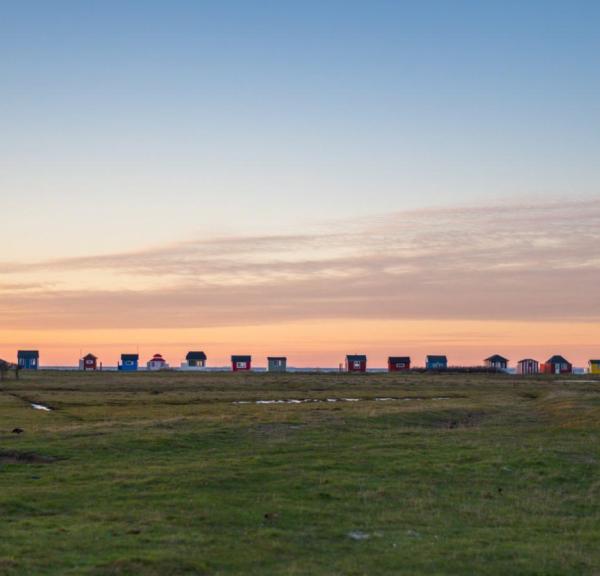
[0,451,57,464]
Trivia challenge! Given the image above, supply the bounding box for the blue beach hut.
[426,355,448,370]
[17,350,39,370]
[118,354,139,371]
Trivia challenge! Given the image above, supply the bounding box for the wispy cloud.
[2,199,600,329]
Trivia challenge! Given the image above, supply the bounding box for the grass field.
[1,371,599,575]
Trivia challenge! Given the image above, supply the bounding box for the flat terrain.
[1,371,599,575]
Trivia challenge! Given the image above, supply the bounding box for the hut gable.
[346,354,367,372]
[589,360,600,374]
[541,355,572,375]
[147,354,169,370]
[517,358,539,375]
[80,353,98,371]
[267,357,287,372]
[185,351,207,368]
[17,350,39,370]
[119,353,139,371]
[426,355,448,370]
[231,355,251,371]
[388,356,411,372]
[484,354,509,370]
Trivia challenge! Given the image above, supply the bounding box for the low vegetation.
[1,371,599,575]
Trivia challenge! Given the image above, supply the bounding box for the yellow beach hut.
[589,360,600,374]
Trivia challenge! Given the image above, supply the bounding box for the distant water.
[36,366,591,373]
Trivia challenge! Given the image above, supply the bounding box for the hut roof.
[232,355,251,362]
[186,351,207,361]
[346,355,367,361]
[18,350,39,358]
[485,354,508,362]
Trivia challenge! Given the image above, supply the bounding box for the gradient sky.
[1,1,599,366]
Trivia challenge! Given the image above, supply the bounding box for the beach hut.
[388,356,411,372]
[516,359,539,375]
[540,355,572,375]
[346,355,367,372]
[231,355,251,371]
[17,350,39,370]
[484,355,509,371]
[147,353,169,370]
[426,355,448,370]
[588,360,600,374]
[79,353,98,371]
[267,357,287,372]
[182,351,207,368]
[118,354,139,371]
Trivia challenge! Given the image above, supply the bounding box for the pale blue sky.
[1,0,599,258]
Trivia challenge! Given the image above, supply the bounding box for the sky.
[1,1,599,367]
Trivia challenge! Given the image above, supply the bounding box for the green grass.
[1,371,599,575]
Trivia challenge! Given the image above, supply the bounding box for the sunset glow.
[2,201,599,366]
